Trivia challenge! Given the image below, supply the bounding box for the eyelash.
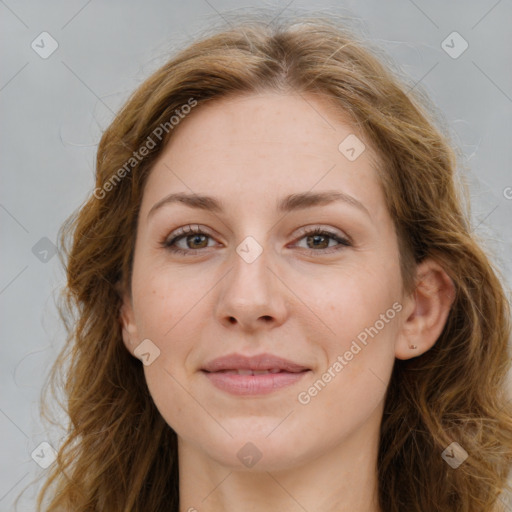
[160,224,352,256]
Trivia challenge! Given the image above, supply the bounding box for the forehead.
[161,91,375,159]
[140,92,387,222]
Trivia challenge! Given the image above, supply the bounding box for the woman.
[32,12,512,512]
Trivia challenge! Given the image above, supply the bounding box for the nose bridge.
[229,235,274,305]
[215,233,287,327]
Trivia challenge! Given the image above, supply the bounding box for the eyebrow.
[147,190,371,219]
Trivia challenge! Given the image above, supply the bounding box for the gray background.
[1,0,511,509]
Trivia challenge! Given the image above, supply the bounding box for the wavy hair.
[23,10,512,512]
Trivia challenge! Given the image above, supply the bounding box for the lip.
[200,352,310,396]
[201,352,309,373]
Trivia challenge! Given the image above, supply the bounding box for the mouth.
[200,353,310,395]
[201,352,309,373]
[205,368,293,375]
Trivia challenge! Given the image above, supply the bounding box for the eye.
[161,224,218,255]
[292,227,351,255]
[161,225,352,256]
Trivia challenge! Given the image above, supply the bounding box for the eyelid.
[168,224,213,238]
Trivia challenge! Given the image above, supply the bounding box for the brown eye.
[294,228,351,254]
[162,225,217,255]
[183,233,209,249]
[306,233,330,249]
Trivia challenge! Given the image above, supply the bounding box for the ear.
[115,280,139,357]
[395,259,456,360]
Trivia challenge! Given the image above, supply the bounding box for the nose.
[214,240,289,332]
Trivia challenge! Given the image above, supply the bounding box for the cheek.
[294,279,400,435]
[301,263,402,393]
[132,261,208,337]
[298,260,402,335]
[133,279,206,432]
[129,278,196,394]
[293,346,394,454]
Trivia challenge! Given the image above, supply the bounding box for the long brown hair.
[24,10,512,512]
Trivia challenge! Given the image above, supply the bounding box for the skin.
[119,91,455,512]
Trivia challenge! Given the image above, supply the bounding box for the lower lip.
[201,370,309,396]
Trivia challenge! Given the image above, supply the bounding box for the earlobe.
[395,259,456,360]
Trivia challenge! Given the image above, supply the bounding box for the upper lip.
[201,353,309,373]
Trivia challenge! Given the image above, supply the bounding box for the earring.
[409,344,418,350]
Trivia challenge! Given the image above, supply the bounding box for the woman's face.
[121,91,410,471]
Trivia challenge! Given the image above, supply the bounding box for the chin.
[190,427,310,472]
[208,442,309,473]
